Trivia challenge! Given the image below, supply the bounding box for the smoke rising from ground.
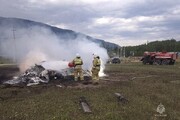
[0,25,109,75]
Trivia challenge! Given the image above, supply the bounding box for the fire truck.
[141,51,178,65]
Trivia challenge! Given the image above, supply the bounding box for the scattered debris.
[56,84,64,88]
[114,93,128,104]
[131,75,157,80]
[2,64,92,87]
[79,96,92,113]
[3,64,50,86]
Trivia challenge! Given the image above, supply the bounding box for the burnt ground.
[0,65,132,89]
[0,65,19,84]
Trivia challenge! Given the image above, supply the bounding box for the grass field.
[0,62,180,120]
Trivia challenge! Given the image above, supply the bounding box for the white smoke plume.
[0,25,109,76]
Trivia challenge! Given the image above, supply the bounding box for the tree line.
[124,39,180,56]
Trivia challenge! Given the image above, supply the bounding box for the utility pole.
[120,47,123,57]
[123,47,126,57]
[0,38,1,57]
[146,40,148,51]
[117,46,120,57]
[12,25,17,63]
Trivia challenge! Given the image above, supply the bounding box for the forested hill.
[0,17,119,52]
[125,39,180,56]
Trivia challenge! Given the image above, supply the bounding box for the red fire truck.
[141,51,178,65]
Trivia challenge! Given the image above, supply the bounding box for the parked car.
[111,57,121,64]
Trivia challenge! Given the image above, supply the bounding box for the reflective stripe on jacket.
[73,57,83,66]
[93,57,101,67]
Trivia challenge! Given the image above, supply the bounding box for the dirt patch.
[0,65,19,84]
[102,71,135,82]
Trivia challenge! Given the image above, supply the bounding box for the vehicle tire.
[143,60,147,64]
[154,59,161,65]
[161,59,170,65]
[169,60,175,65]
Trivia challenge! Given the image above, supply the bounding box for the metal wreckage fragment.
[114,93,129,104]
[79,96,92,113]
[3,64,91,87]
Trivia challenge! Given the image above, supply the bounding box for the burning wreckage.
[3,61,92,87]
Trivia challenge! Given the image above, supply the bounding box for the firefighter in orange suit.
[72,53,84,81]
[91,54,101,84]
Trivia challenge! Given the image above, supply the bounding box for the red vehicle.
[141,51,178,65]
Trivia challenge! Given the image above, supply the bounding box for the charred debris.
[2,64,92,87]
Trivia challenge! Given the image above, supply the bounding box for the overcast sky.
[0,0,180,46]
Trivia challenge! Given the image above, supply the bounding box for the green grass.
[0,62,180,120]
[0,57,13,64]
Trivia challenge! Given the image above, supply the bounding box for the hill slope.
[0,17,119,51]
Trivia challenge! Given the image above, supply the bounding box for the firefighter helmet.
[76,53,80,57]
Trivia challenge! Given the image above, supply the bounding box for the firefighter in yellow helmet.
[72,53,84,81]
[91,54,101,84]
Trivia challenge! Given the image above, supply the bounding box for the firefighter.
[72,53,84,81]
[91,54,101,84]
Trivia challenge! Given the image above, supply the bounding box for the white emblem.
[156,103,165,114]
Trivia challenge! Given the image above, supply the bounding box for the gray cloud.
[0,0,180,46]
[123,0,180,17]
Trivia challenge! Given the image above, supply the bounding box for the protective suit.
[91,55,101,84]
[72,54,84,81]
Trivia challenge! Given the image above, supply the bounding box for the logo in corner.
[154,103,167,117]
[157,103,165,114]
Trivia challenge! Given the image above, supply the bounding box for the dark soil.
[0,65,130,88]
[0,65,19,84]
[0,65,109,88]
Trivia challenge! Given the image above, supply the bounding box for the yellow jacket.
[93,57,101,68]
[73,57,83,68]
